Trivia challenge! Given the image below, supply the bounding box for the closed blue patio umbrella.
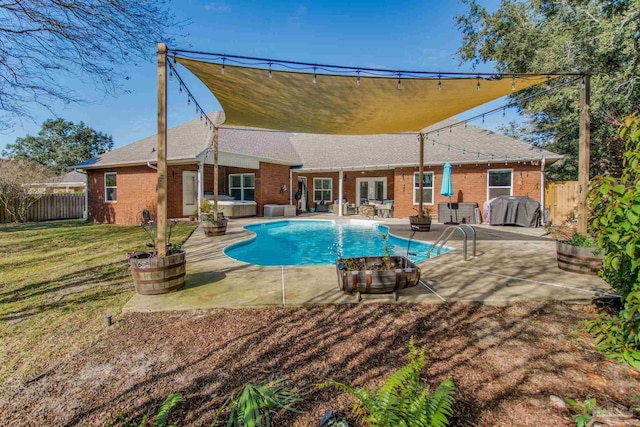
[440,162,458,224]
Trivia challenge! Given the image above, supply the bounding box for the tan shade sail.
[177,57,551,135]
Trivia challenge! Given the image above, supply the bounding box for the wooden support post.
[577,73,590,235]
[418,132,425,216]
[157,43,168,257]
[213,125,219,214]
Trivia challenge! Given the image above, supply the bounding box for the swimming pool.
[224,220,448,266]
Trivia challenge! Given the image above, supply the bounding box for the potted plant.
[335,235,421,301]
[200,199,228,236]
[409,207,432,231]
[127,219,186,295]
[545,225,603,275]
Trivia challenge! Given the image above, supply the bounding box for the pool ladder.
[426,224,476,261]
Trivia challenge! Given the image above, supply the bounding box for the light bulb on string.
[476,75,481,91]
[482,114,485,124]
[268,62,272,79]
[437,74,442,90]
[356,71,360,87]
[313,67,317,84]
[546,76,551,90]
[397,73,401,90]
[187,96,191,106]
[169,70,173,81]
[221,58,225,75]
[179,84,182,95]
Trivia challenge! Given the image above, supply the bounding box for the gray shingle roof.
[291,118,561,171]
[75,114,561,170]
[76,114,302,168]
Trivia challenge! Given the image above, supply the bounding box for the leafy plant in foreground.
[108,393,182,427]
[562,397,608,427]
[587,115,640,370]
[213,379,302,427]
[318,340,456,427]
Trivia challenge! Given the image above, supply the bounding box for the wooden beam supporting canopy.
[577,73,590,235]
[157,43,168,257]
[418,132,425,217]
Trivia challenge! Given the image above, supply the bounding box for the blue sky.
[0,0,516,153]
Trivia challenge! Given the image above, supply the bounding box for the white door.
[182,171,197,216]
[356,177,387,205]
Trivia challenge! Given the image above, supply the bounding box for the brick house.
[75,114,562,225]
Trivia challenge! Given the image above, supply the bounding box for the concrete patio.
[123,215,613,312]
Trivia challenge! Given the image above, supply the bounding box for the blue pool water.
[224,220,448,266]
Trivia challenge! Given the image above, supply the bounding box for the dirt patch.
[1,302,638,426]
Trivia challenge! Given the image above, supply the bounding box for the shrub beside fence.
[0,193,85,223]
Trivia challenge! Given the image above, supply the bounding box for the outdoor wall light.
[280,184,287,192]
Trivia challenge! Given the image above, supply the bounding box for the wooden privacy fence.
[0,193,85,223]
[545,181,578,225]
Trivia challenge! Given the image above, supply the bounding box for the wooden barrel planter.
[128,251,186,295]
[409,215,432,231]
[336,256,421,301]
[556,242,603,276]
[201,213,228,236]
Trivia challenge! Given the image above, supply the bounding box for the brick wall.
[256,162,291,216]
[88,164,198,225]
[88,165,158,225]
[393,162,542,219]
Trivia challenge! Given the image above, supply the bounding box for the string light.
[476,75,481,91]
[546,76,551,90]
[397,73,401,90]
[169,70,173,80]
[178,84,182,95]
[187,96,191,106]
[221,58,225,74]
[356,70,360,87]
[313,66,317,84]
[482,114,485,124]
[437,74,442,90]
[268,62,272,79]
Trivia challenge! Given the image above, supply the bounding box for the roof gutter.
[295,156,563,173]
[146,161,157,170]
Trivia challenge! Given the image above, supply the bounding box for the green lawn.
[0,220,197,388]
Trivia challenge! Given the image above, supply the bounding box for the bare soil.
[1,302,639,426]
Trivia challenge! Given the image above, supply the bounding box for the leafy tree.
[2,119,113,175]
[0,158,52,223]
[0,0,183,130]
[456,0,640,181]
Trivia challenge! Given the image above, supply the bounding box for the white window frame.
[487,169,513,200]
[313,177,332,203]
[412,172,434,205]
[229,173,255,201]
[104,172,117,203]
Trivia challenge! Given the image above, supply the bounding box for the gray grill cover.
[489,196,540,227]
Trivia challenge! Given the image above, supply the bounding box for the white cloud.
[204,2,231,13]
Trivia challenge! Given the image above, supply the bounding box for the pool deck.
[123,215,613,312]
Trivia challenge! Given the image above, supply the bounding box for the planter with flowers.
[200,200,227,236]
[545,225,603,275]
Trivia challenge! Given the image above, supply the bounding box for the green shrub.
[214,379,302,427]
[318,340,455,427]
[587,114,640,369]
[108,393,182,427]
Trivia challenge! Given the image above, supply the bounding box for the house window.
[229,173,255,201]
[413,172,434,204]
[105,173,117,202]
[487,169,513,199]
[313,178,332,202]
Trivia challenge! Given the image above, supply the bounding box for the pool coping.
[123,215,613,313]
